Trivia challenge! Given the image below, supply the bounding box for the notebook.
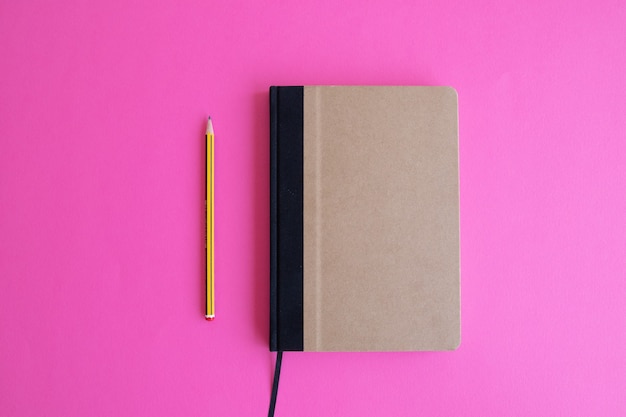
[270,86,460,352]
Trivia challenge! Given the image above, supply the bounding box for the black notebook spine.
[269,86,304,352]
[269,87,279,352]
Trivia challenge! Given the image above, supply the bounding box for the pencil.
[206,117,215,320]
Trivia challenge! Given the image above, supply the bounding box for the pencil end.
[205,314,215,321]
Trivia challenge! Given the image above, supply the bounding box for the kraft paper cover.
[303,86,460,351]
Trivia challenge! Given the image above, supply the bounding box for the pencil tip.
[206,117,214,135]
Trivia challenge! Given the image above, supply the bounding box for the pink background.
[1,0,624,415]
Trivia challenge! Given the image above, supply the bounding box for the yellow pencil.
[206,117,215,320]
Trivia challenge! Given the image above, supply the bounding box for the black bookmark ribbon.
[268,351,283,417]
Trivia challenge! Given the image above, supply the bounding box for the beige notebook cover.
[270,86,460,352]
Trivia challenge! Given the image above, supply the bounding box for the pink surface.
[1,1,625,416]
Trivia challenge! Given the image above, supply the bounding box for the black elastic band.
[268,351,283,417]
